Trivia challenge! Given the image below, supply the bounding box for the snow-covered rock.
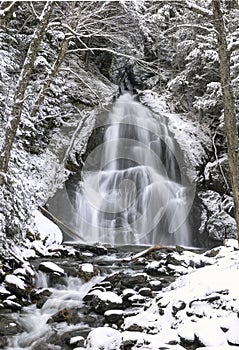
[33,210,63,246]
[38,261,65,276]
[86,327,122,350]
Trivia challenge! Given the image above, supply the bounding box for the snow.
[39,261,65,275]
[194,318,227,347]
[89,290,123,304]
[81,263,94,273]
[70,336,84,345]
[5,274,26,290]
[86,327,122,350]
[83,246,239,350]
[33,209,63,246]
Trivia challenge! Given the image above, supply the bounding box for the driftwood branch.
[39,206,86,242]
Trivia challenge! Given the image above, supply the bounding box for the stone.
[38,261,65,276]
[48,307,79,324]
[90,290,123,314]
[104,309,124,325]
[78,263,99,281]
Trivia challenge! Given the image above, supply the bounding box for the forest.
[0,1,239,350]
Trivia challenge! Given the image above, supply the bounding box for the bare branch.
[61,67,100,101]
[0,1,16,17]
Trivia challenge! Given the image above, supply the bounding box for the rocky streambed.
[1,241,239,350]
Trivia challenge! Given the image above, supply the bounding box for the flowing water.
[73,93,193,246]
[6,272,102,350]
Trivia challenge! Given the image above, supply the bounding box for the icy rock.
[78,263,99,281]
[86,327,122,350]
[38,261,65,276]
[33,210,63,246]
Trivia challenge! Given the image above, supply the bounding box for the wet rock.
[0,337,8,349]
[0,311,24,338]
[48,307,78,323]
[49,273,67,288]
[78,263,99,281]
[31,288,52,308]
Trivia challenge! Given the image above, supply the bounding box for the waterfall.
[73,93,192,246]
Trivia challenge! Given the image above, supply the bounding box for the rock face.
[199,190,237,246]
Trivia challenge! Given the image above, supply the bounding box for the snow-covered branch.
[0,1,16,17]
[185,0,213,18]
[156,0,213,18]
[228,41,239,56]
[164,24,215,35]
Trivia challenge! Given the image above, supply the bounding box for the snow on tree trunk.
[0,1,54,185]
[212,0,239,240]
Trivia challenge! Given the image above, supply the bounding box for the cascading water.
[6,272,102,350]
[73,93,193,246]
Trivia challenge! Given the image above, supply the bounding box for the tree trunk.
[212,0,239,240]
[31,2,76,119]
[0,1,54,185]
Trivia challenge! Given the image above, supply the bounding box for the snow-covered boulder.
[86,327,122,350]
[33,210,63,246]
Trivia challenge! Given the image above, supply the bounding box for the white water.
[6,272,102,350]
[74,93,192,246]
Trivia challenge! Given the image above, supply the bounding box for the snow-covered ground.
[84,240,239,350]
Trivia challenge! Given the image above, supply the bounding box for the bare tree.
[0,1,55,185]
